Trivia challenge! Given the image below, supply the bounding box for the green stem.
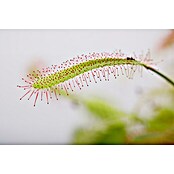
[143,64,174,87]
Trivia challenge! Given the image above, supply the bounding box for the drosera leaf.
[17,50,174,106]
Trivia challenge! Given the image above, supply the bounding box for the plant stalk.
[143,64,174,87]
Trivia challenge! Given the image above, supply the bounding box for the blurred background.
[0,29,173,144]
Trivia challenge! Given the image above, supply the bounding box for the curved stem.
[143,64,174,87]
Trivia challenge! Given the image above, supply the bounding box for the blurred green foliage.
[148,108,174,132]
[71,87,174,144]
[74,121,126,145]
[83,99,125,120]
[132,107,174,144]
[73,99,127,144]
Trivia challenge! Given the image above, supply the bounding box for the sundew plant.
[17,50,174,107]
